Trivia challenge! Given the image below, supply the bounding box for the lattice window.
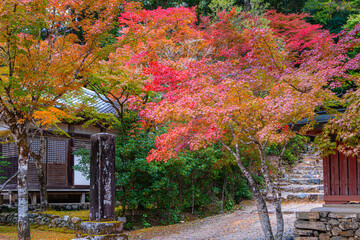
[47,138,68,164]
[29,138,47,163]
[0,137,71,187]
[2,143,18,158]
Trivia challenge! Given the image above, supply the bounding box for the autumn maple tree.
[87,2,210,126]
[0,0,123,239]
[113,5,360,239]
[315,24,360,156]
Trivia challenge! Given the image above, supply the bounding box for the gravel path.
[127,200,323,240]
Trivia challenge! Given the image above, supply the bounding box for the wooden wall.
[0,137,77,189]
[324,152,360,204]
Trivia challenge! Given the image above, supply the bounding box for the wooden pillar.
[323,155,330,197]
[89,133,115,221]
[67,138,74,186]
[81,193,86,204]
[29,192,37,204]
[9,191,16,206]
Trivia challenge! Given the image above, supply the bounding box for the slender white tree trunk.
[257,144,284,240]
[17,137,30,240]
[222,140,274,239]
[236,161,274,240]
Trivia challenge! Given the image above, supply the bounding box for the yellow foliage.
[33,107,72,129]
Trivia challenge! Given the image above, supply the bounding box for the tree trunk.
[32,133,48,211]
[34,159,48,211]
[234,155,274,239]
[222,140,274,239]
[274,156,284,239]
[274,194,284,239]
[17,137,31,240]
[253,190,274,240]
[259,144,285,240]
[221,177,227,212]
[258,144,285,240]
[244,0,251,11]
[191,176,195,215]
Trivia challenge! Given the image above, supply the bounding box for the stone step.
[282,178,323,185]
[297,161,322,167]
[280,182,291,186]
[284,173,322,179]
[300,157,322,161]
[301,154,320,159]
[73,234,128,240]
[280,184,324,193]
[76,221,127,240]
[291,170,323,175]
[267,192,324,202]
[282,192,324,201]
[293,165,323,171]
[80,221,124,235]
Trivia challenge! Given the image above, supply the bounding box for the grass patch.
[39,209,89,220]
[0,225,76,240]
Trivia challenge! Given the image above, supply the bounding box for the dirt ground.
[127,200,324,240]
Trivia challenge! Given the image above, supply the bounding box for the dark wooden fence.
[324,152,360,204]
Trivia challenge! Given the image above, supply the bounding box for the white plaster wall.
[46,123,68,132]
[0,124,9,131]
[74,125,101,135]
[74,156,90,185]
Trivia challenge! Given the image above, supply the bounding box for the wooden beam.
[323,155,331,196]
[339,152,348,195]
[324,195,360,204]
[348,155,357,195]
[67,138,74,186]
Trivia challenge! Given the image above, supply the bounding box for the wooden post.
[80,193,86,204]
[9,191,16,206]
[29,192,37,204]
[67,138,74,186]
[89,133,115,221]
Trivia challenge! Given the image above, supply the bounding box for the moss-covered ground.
[0,225,77,239]
[39,209,89,220]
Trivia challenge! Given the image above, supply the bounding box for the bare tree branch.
[0,170,19,192]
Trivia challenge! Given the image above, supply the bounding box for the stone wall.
[30,203,89,211]
[0,203,89,212]
[0,212,82,230]
[294,211,360,239]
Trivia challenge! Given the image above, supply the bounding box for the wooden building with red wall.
[296,108,360,204]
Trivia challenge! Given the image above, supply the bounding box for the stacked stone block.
[0,212,82,230]
[294,211,360,239]
[74,221,128,240]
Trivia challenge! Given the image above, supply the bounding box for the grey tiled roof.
[292,108,346,130]
[64,87,117,115]
[81,88,117,115]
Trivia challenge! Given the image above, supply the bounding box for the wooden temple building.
[296,108,360,204]
[0,88,117,206]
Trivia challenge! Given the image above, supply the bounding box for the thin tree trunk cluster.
[30,132,48,211]
[222,126,286,240]
[0,125,49,240]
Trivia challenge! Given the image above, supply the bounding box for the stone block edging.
[0,212,83,230]
[294,211,360,239]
